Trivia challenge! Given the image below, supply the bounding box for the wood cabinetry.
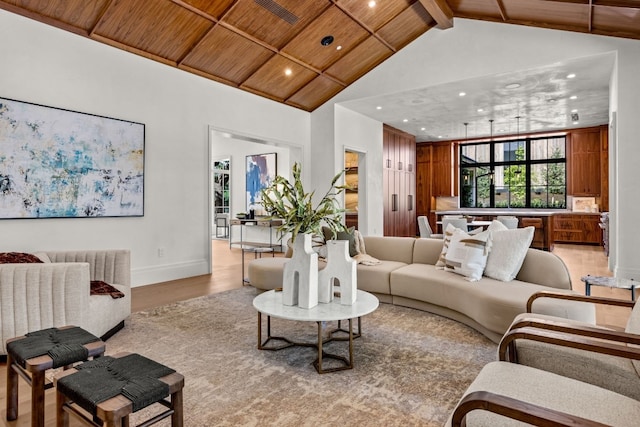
[568,127,606,197]
[383,125,416,237]
[430,142,457,197]
[551,213,602,246]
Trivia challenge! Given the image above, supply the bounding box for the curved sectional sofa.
[249,236,595,343]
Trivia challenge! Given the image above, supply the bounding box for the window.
[460,136,566,208]
[213,159,230,215]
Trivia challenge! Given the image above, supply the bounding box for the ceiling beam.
[418,0,454,29]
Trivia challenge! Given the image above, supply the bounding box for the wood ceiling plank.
[181,26,274,84]
[282,6,369,71]
[448,0,503,19]
[592,4,640,38]
[241,54,318,101]
[222,0,331,49]
[419,0,454,28]
[325,36,393,84]
[377,1,436,50]
[286,75,345,111]
[338,0,415,32]
[0,0,109,35]
[173,0,236,19]
[502,0,590,29]
[92,0,213,62]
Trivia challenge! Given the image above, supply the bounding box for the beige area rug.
[106,287,497,426]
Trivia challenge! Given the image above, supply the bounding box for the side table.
[581,275,638,301]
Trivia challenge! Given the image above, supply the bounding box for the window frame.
[459,135,567,209]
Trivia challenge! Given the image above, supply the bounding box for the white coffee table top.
[253,289,379,322]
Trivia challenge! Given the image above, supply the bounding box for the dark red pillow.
[90,280,125,299]
[0,252,44,264]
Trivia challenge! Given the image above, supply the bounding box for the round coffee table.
[253,289,379,373]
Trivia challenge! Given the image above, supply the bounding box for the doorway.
[212,157,230,239]
[344,147,367,232]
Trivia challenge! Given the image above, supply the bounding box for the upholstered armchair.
[0,249,131,356]
[499,291,640,400]
[446,292,640,426]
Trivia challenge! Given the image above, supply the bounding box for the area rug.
[106,287,497,426]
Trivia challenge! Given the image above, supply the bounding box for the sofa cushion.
[322,226,358,257]
[356,260,407,295]
[484,226,534,281]
[390,263,594,335]
[444,229,491,281]
[362,236,415,264]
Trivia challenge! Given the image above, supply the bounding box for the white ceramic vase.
[317,240,357,305]
[282,233,318,309]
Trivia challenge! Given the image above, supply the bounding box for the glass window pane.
[531,138,548,160]
[476,143,490,163]
[460,145,475,165]
[549,137,565,158]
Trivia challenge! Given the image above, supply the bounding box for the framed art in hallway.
[0,97,145,219]
[246,152,276,216]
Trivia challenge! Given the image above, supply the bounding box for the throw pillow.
[0,252,44,264]
[444,228,492,281]
[323,226,358,257]
[484,226,535,281]
[487,220,508,233]
[90,281,125,299]
[435,223,458,269]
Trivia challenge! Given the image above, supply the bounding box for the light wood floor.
[0,240,629,426]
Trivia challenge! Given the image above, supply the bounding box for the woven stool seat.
[5,325,105,427]
[55,352,184,427]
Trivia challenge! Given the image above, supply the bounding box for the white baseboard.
[131,258,210,287]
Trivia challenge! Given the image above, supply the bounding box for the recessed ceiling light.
[438,135,443,139]
[368,1,376,7]
[376,106,382,110]
[459,92,466,97]
[567,73,576,79]
[284,68,292,76]
[336,45,342,51]
[477,108,484,112]
[573,121,579,125]
[571,109,578,113]
[505,83,521,89]
[570,95,578,100]
[421,127,426,131]
[403,119,408,122]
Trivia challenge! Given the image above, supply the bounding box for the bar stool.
[5,326,105,427]
[55,352,184,427]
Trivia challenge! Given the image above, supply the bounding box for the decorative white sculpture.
[317,240,357,305]
[282,233,318,309]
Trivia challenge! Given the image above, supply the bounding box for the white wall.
[0,10,309,286]
[320,18,640,279]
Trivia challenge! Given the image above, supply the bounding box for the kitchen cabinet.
[551,213,602,246]
[568,128,603,196]
[383,125,416,237]
[431,142,457,197]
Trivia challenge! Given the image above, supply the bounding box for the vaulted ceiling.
[2,0,639,113]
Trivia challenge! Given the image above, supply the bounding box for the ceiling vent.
[254,0,299,25]
[571,112,579,122]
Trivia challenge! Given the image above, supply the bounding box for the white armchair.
[0,249,131,355]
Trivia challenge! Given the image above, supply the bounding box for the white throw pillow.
[487,219,508,233]
[444,228,492,281]
[484,226,535,281]
[435,223,459,269]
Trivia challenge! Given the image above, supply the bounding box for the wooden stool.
[5,326,105,427]
[54,352,184,427]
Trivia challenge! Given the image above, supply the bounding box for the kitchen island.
[435,210,603,250]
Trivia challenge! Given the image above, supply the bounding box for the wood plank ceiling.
[1,0,639,112]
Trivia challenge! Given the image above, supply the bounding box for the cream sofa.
[249,236,594,343]
[0,249,131,355]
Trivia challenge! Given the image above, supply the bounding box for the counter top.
[435,209,601,217]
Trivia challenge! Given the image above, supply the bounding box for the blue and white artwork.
[0,97,144,218]
[246,153,276,216]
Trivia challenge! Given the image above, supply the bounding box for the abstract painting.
[0,97,144,218]
[246,153,276,216]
